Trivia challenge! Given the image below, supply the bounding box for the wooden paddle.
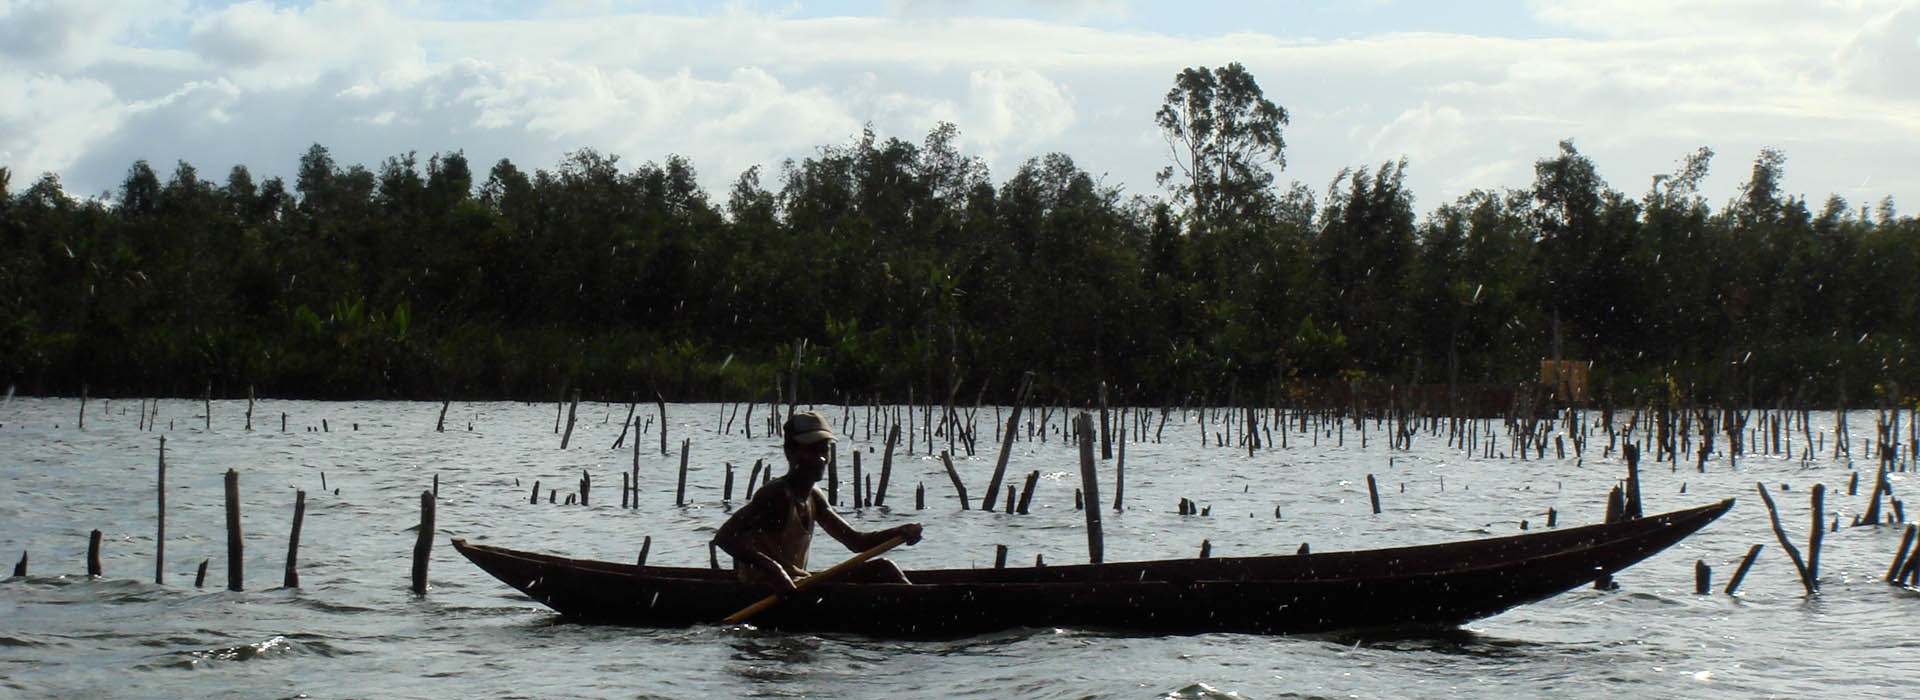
[722,534,907,624]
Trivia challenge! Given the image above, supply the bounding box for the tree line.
[1,64,1915,408]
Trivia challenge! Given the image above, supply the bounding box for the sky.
[3,0,1918,218]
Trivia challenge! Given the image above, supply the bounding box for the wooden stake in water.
[87,529,102,577]
[1887,524,1916,583]
[983,372,1034,511]
[1367,474,1382,514]
[875,424,899,508]
[225,469,243,591]
[1075,412,1105,564]
[675,439,691,506]
[155,435,166,585]
[411,490,435,594]
[284,490,306,588]
[1114,427,1126,512]
[1017,470,1039,515]
[12,551,25,577]
[1726,544,1764,595]
[940,451,970,510]
[560,389,580,449]
[656,393,669,456]
[1755,482,1817,594]
[1808,483,1826,584]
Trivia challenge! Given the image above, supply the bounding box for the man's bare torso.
[732,477,823,581]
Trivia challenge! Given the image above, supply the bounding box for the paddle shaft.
[722,535,907,624]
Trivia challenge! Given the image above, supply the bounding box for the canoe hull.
[452,499,1732,636]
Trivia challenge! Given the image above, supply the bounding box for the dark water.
[3,397,1917,698]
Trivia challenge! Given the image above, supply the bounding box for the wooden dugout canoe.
[452,498,1732,637]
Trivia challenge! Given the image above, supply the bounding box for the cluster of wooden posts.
[11,388,1920,600]
[6,432,442,595]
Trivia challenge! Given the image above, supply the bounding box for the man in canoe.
[713,410,923,591]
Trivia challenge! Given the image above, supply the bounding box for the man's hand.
[893,523,924,546]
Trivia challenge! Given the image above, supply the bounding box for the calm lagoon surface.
[3,397,1917,698]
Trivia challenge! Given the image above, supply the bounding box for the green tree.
[1154,62,1289,234]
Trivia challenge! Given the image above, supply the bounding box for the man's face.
[786,440,831,483]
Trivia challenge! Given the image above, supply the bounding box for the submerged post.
[284,490,306,588]
[1890,525,1918,583]
[1755,482,1816,594]
[560,389,580,449]
[875,423,899,507]
[87,529,102,577]
[1726,544,1764,595]
[156,435,166,585]
[1075,412,1104,564]
[1367,474,1383,514]
[224,469,243,591]
[983,372,1034,511]
[412,490,435,594]
[675,439,691,507]
[1016,470,1039,515]
[939,451,970,510]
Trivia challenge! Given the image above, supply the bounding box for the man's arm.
[811,490,924,552]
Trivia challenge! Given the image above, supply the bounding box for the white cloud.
[966,69,1076,149]
[4,0,1918,215]
[0,74,124,181]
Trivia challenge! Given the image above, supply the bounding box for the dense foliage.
[2,65,1916,407]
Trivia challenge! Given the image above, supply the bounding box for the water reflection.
[728,629,823,684]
